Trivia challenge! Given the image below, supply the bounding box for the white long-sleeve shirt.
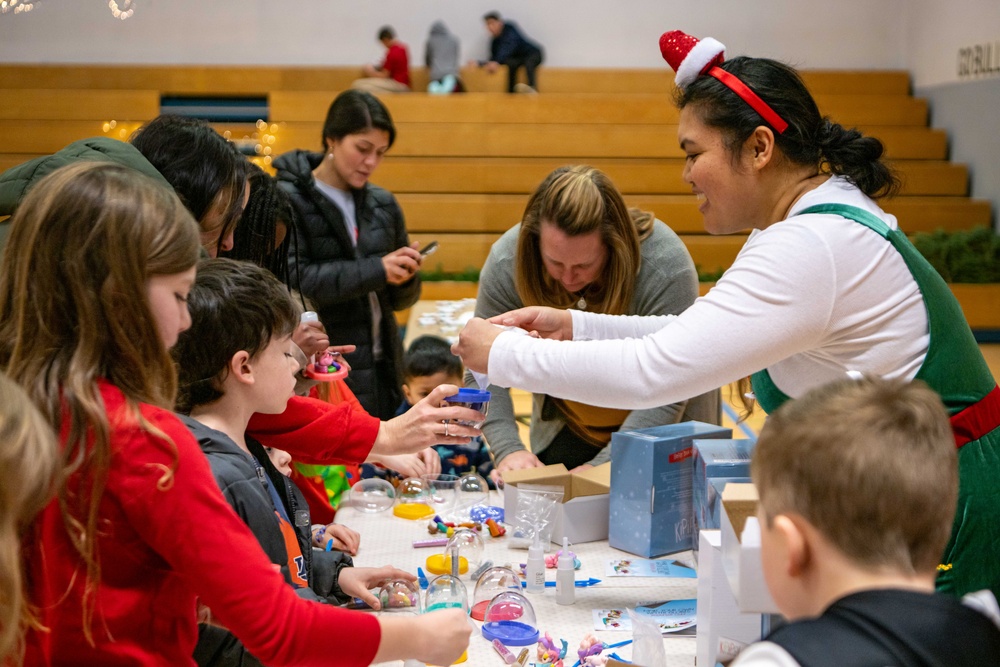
[487,177,929,409]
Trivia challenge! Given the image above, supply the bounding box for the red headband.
[708,67,789,134]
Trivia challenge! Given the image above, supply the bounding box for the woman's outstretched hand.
[488,306,573,340]
[451,317,505,374]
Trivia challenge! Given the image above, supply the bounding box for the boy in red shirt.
[355,26,411,92]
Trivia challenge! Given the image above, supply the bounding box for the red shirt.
[247,393,379,464]
[24,382,380,667]
[382,42,411,86]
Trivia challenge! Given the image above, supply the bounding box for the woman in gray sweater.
[471,166,719,482]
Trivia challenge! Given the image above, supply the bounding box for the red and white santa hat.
[658,29,789,133]
[659,30,726,89]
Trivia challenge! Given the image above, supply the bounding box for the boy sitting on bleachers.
[732,376,1000,666]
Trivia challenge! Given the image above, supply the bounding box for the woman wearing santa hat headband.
[454,31,1000,601]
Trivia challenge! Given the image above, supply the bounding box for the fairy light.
[1,1,38,15]
[101,119,142,142]
[109,0,134,20]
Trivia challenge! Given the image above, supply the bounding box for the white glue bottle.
[525,531,545,593]
[555,537,575,605]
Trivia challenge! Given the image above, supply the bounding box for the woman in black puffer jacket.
[274,90,422,418]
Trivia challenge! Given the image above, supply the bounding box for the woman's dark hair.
[675,57,900,199]
[224,166,296,283]
[130,115,250,246]
[402,335,462,381]
[321,90,396,149]
[173,258,298,414]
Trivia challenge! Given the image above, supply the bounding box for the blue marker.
[520,577,601,588]
[417,567,429,589]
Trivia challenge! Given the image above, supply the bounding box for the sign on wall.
[958,40,1000,78]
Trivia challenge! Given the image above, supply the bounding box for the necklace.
[576,295,587,310]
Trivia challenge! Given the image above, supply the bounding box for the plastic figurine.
[536,632,568,666]
[317,350,341,373]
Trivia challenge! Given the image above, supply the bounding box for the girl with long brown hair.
[0,375,59,667]
[0,162,469,666]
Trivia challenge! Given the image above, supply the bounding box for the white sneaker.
[513,83,537,94]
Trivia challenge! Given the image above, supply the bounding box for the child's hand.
[314,523,361,556]
[366,450,437,478]
[412,609,472,665]
[416,447,442,476]
[338,565,417,610]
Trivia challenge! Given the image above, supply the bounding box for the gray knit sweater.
[469,221,720,466]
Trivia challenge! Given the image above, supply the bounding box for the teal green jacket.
[0,137,172,253]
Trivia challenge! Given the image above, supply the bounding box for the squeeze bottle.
[525,531,545,593]
[555,537,575,605]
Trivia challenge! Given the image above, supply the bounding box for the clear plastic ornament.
[481,591,539,646]
[470,566,522,621]
[446,528,485,574]
[393,476,435,520]
[424,573,470,613]
[378,578,421,612]
[350,477,395,513]
[452,472,490,520]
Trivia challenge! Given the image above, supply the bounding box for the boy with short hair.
[173,259,420,664]
[732,377,1000,666]
[354,25,411,92]
[362,335,493,482]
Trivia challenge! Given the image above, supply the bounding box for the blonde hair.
[0,375,59,666]
[752,376,957,575]
[0,162,201,643]
[515,166,649,315]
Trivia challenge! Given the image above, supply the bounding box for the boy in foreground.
[732,377,1000,666]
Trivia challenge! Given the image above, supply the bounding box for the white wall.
[905,0,1000,87]
[0,0,907,70]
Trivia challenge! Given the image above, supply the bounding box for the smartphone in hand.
[419,241,439,257]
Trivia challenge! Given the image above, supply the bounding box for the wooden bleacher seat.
[0,64,988,288]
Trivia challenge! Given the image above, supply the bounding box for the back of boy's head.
[173,258,297,414]
[751,376,956,576]
[403,335,463,382]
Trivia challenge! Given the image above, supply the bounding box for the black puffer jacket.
[181,416,354,667]
[274,150,420,417]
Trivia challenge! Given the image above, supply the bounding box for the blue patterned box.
[693,439,756,534]
[609,422,732,558]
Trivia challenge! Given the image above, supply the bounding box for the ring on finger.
[444,422,450,437]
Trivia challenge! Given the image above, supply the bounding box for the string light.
[1,1,38,15]
[109,0,134,20]
[101,119,142,142]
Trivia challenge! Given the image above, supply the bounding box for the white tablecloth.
[335,489,697,667]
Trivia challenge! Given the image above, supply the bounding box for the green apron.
[751,203,1000,598]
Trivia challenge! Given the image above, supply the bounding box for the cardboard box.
[502,463,611,545]
[696,530,762,667]
[720,483,780,614]
[692,439,756,559]
[608,422,732,558]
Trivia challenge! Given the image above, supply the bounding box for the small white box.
[502,463,611,545]
[696,530,762,667]
[719,484,780,614]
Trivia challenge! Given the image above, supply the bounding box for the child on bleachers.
[362,335,494,483]
[731,376,1000,666]
[1,162,469,666]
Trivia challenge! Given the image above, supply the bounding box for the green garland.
[418,228,1000,285]
[912,227,1000,284]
